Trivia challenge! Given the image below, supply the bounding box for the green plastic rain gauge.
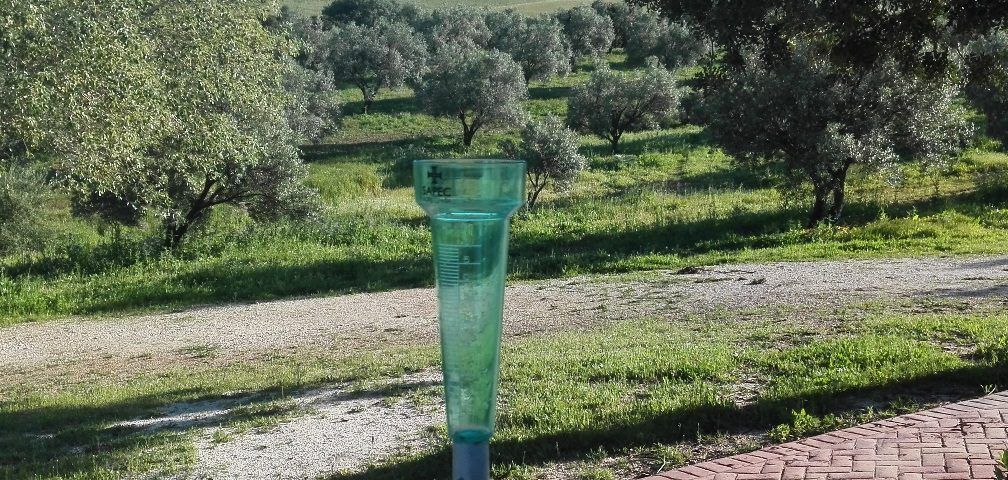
[414,159,525,480]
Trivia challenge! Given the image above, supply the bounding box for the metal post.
[452,441,490,480]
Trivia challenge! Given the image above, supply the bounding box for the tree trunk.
[462,126,476,147]
[826,164,851,223]
[526,182,547,211]
[827,181,847,222]
[806,187,829,228]
[163,218,192,249]
[610,132,621,154]
[360,85,373,114]
[460,112,479,147]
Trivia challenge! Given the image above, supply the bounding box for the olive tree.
[285,61,341,145]
[652,21,706,70]
[592,0,637,49]
[323,20,428,113]
[502,116,587,210]
[967,29,1008,148]
[420,5,491,52]
[2,0,162,175]
[645,0,990,227]
[20,1,319,248]
[488,11,571,83]
[567,61,681,153]
[623,7,663,64]
[708,45,971,227]
[321,0,419,27]
[268,10,341,144]
[623,9,705,69]
[558,6,615,63]
[416,46,528,147]
[283,9,329,70]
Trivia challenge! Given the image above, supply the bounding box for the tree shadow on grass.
[300,135,452,164]
[0,370,443,478]
[508,207,802,279]
[52,256,433,320]
[582,127,710,157]
[840,183,1008,226]
[528,85,572,101]
[596,167,771,199]
[343,95,422,116]
[329,362,1008,480]
[13,176,1006,321]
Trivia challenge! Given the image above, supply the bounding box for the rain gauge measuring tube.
[415,159,525,480]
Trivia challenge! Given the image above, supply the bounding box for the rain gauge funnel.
[414,159,525,480]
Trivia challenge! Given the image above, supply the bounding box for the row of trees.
[290,0,706,113]
[0,0,693,251]
[293,0,694,153]
[290,0,1008,227]
[5,0,1008,253]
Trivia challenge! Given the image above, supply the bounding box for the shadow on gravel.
[328,363,1008,480]
[0,371,443,478]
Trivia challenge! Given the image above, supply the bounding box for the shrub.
[502,116,587,210]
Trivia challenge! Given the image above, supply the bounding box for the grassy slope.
[283,0,592,16]
[4,304,1007,478]
[2,54,1008,325]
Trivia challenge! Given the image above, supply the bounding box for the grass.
[283,0,592,16]
[2,52,1008,326]
[5,303,1007,478]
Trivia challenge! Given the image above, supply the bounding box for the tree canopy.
[323,19,428,113]
[707,44,971,227]
[966,29,1008,148]
[416,46,528,147]
[321,0,420,27]
[488,11,571,83]
[418,5,492,52]
[558,6,615,63]
[4,0,318,248]
[567,61,681,153]
[638,0,1008,75]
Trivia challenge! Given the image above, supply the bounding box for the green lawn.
[4,303,1006,479]
[2,55,1008,326]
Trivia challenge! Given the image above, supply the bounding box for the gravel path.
[189,371,444,480]
[5,255,1008,479]
[3,255,1008,376]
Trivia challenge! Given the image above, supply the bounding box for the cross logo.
[427,166,443,183]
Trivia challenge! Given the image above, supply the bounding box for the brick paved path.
[645,392,1008,480]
